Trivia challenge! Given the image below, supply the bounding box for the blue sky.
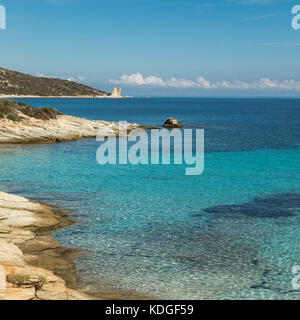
[0,0,300,96]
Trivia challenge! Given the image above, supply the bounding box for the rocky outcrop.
[163,118,184,128]
[0,114,152,144]
[0,192,92,300]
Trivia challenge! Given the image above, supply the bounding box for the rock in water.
[163,118,184,128]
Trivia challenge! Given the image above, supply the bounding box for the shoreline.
[0,191,150,300]
[0,115,157,144]
[0,191,92,300]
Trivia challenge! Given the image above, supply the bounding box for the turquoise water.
[0,98,300,299]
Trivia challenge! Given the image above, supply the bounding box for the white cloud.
[109,73,300,91]
[110,73,165,86]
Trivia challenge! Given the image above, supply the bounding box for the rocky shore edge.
[0,191,95,300]
[0,114,156,144]
[0,192,153,300]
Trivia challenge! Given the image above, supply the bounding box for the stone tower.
[111,88,122,97]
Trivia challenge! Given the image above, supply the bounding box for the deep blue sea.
[0,97,300,299]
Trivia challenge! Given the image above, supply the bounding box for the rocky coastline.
[0,191,151,300]
[0,191,93,300]
[0,114,152,144]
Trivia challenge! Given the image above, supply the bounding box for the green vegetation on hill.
[0,67,108,97]
[0,99,63,122]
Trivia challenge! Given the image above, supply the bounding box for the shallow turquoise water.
[0,98,300,299]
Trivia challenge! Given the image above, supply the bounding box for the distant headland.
[0,67,128,98]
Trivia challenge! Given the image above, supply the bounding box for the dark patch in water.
[254,193,300,209]
[202,193,300,218]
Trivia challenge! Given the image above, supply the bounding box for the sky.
[0,0,300,96]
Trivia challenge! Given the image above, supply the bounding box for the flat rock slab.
[0,115,149,144]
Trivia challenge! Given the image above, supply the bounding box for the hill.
[0,67,108,97]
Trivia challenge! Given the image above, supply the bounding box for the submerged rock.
[203,193,300,218]
[163,118,184,128]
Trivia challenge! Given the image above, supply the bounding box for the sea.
[0,97,300,299]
